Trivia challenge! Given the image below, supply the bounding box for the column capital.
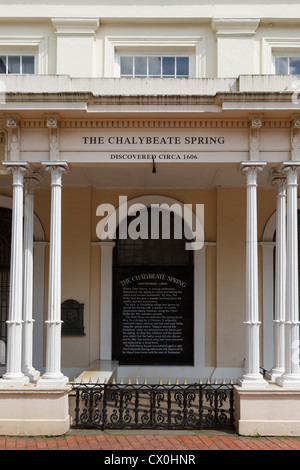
[279,162,300,186]
[2,161,32,181]
[239,162,267,182]
[279,161,300,173]
[24,172,44,195]
[2,161,31,171]
[41,162,69,185]
[268,168,287,190]
[239,161,267,172]
[41,161,69,173]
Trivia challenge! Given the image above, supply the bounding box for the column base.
[22,367,40,382]
[234,384,300,436]
[37,373,69,388]
[265,368,285,382]
[238,373,269,389]
[276,373,300,388]
[0,385,71,436]
[0,373,30,388]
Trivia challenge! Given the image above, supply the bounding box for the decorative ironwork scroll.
[70,382,234,430]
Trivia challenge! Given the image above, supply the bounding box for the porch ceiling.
[0,165,275,190]
[63,165,276,189]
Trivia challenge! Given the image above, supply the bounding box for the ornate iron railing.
[69,381,234,430]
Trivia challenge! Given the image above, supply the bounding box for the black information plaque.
[112,266,194,365]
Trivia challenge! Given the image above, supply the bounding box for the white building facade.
[0,0,300,436]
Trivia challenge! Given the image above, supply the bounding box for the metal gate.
[69,381,234,430]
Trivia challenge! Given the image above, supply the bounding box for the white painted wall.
[0,2,300,78]
[1,1,300,20]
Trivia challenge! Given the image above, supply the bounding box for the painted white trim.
[262,37,300,75]
[212,18,260,37]
[96,194,208,378]
[51,18,100,36]
[104,35,206,78]
[115,52,195,79]
[0,36,48,74]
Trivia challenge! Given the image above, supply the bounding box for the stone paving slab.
[0,432,300,450]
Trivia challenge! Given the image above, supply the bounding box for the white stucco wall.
[0,1,300,78]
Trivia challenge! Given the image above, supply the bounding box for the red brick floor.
[0,431,300,450]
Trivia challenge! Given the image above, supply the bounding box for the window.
[262,38,300,74]
[273,54,300,75]
[0,55,35,74]
[119,55,190,78]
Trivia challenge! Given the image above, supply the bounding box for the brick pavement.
[0,431,300,450]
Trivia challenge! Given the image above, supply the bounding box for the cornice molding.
[211,18,260,37]
[4,91,299,107]
[51,18,100,36]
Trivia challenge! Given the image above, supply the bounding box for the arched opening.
[112,207,194,366]
[0,208,12,364]
[0,196,46,370]
[272,209,300,315]
[262,200,300,369]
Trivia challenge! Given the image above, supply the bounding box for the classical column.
[21,174,42,381]
[266,173,286,381]
[277,163,300,387]
[239,162,268,388]
[0,162,30,386]
[37,162,69,387]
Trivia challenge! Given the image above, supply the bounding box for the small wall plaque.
[61,299,85,336]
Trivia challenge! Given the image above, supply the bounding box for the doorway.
[112,208,194,366]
